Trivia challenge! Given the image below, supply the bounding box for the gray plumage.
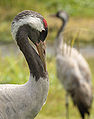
[53,11,92,119]
[0,10,49,119]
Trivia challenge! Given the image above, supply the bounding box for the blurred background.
[0,0,94,119]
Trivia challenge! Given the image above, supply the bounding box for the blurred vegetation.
[0,55,94,119]
[0,0,94,17]
[0,0,94,44]
[0,1,94,119]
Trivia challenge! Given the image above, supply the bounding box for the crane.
[0,10,49,119]
[51,10,92,119]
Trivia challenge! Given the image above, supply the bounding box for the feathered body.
[0,10,49,119]
[0,76,48,119]
[54,11,92,119]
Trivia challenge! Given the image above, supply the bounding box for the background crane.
[51,10,93,119]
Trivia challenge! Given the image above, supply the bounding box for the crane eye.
[40,28,48,42]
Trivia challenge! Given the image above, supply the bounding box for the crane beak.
[36,41,46,71]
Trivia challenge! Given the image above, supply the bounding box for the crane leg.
[65,93,69,119]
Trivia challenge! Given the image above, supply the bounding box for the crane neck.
[57,20,66,38]
[55,20,67,55]
[16,25,46,81]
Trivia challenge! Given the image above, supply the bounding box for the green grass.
[0,0,94,17]
[0,54,94,119]
[0,1,94,118]
[0,0,94,44]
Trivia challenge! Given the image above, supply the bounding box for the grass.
[0,0,94,44]
[0,1,94,118]
[0,54,94,119]
[0,0,94,17]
